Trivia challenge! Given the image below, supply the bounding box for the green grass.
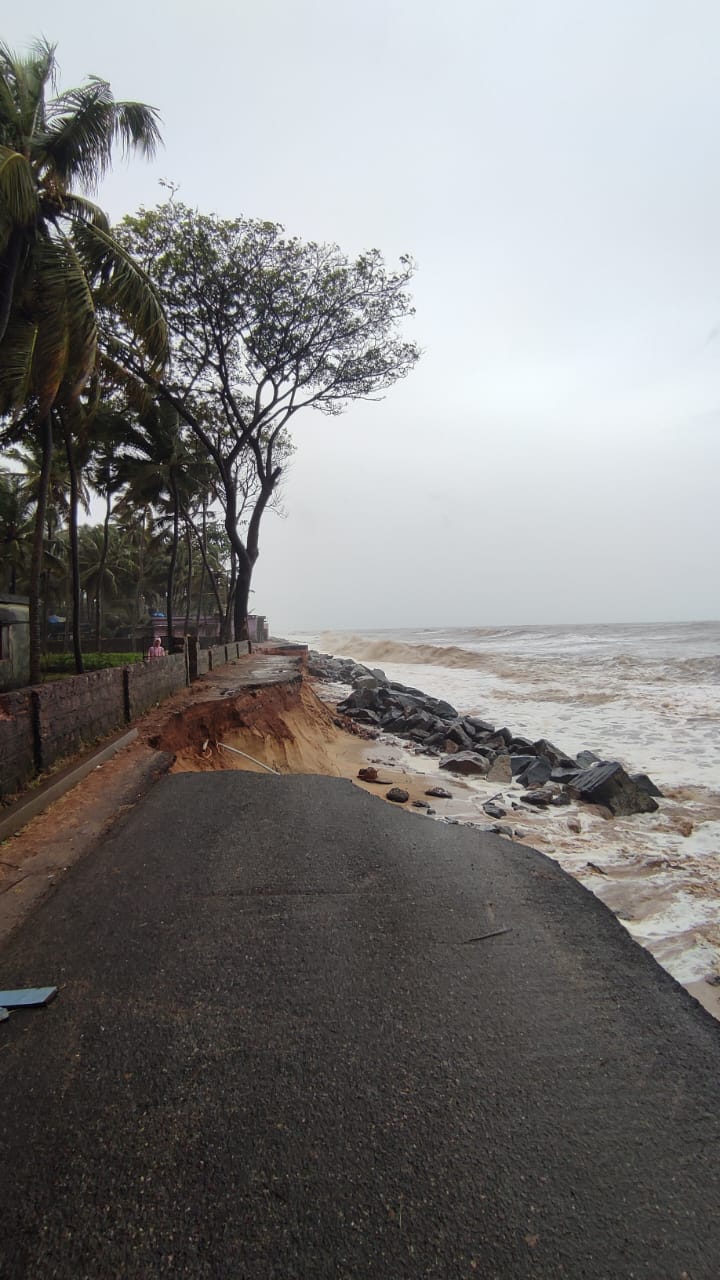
[41,652,143,677]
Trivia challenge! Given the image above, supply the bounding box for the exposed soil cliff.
[158,679,368,778]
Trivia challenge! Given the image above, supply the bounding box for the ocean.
[289,622,720,1013]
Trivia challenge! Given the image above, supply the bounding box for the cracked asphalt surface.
[1,772,720,1278]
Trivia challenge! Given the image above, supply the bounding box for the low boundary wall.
[33,667,127,772]
[0,639,251,802]
[126,653,188,721]
[0,689,35,798]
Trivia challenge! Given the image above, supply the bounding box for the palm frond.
[0,146,38,224]
[0,233,97,417]
[0,312,37,413]
[112,99,162,158]
[58,192,109,231]
[26,233,98,414]
[23,39,57,138]
[0,47,21,139]
[72,218,168,370]
[43,80,161,188]
[95,344,157,412]
[54,231,98,401]
[30,235,71,414]
[0,39,56,147]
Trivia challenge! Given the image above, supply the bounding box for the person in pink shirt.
[147,636,166,660]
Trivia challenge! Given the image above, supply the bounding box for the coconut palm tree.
[115,399,214,647]
[86,408,134,650]
[0,38,168,680]
[78,521,136,638]
[4,424,90,663]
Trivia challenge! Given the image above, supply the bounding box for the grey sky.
[6,0,719,627]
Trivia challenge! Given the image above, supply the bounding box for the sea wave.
[301,624,720,790]
[317,630,720,689]
[319,632,487,670]
[525,687,620,706]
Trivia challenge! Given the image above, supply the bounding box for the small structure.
[0,595,30,691]
[248,615,269,642]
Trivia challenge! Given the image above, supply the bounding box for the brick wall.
[126,653,187,720]
[0,689,34,799]
[33,668,126,772]
[0,642,257,803]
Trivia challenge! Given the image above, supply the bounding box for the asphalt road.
[1,772,720,1279]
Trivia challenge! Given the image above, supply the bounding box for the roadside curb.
[0,728,138,845]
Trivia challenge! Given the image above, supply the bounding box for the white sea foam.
[304,622,720,788]
[293,622,720,1012]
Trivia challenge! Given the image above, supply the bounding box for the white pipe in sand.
[216,742,280,774]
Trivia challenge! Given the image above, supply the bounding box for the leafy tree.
[116,202,419,640]
[0,38,167,680]
[0,468,32,591]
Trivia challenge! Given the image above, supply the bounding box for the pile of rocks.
[308,651,662,818]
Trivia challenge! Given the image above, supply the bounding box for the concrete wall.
[207,644,228,670]
[0,598,30,692]
[206,641,250,670]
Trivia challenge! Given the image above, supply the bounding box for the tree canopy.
[117,201,420,637]
[0,38,167,414]
[0,38,168,679]
[0,39,420,674]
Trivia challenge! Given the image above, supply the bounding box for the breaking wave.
[293,621,720,791]
[319,632,487,670]
[527,687,619,706]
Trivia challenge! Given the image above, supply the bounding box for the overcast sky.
[7,1,720,628]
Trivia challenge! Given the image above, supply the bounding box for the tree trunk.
[197,500,208,632]
[237,480,274,643]
[195,559,206,631]
[135,511,146,651]
[223,554,236,643]
[96,491,112,652]
[166,480,179,649]
[183,503,225,638]
[183,518,193,636]
[222,474,255,642]
[62,419,84,674]
[28,413,54,685]
[233,550,253,642]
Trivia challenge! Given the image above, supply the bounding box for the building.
[247,615,269,642]
[0,595,30,691]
